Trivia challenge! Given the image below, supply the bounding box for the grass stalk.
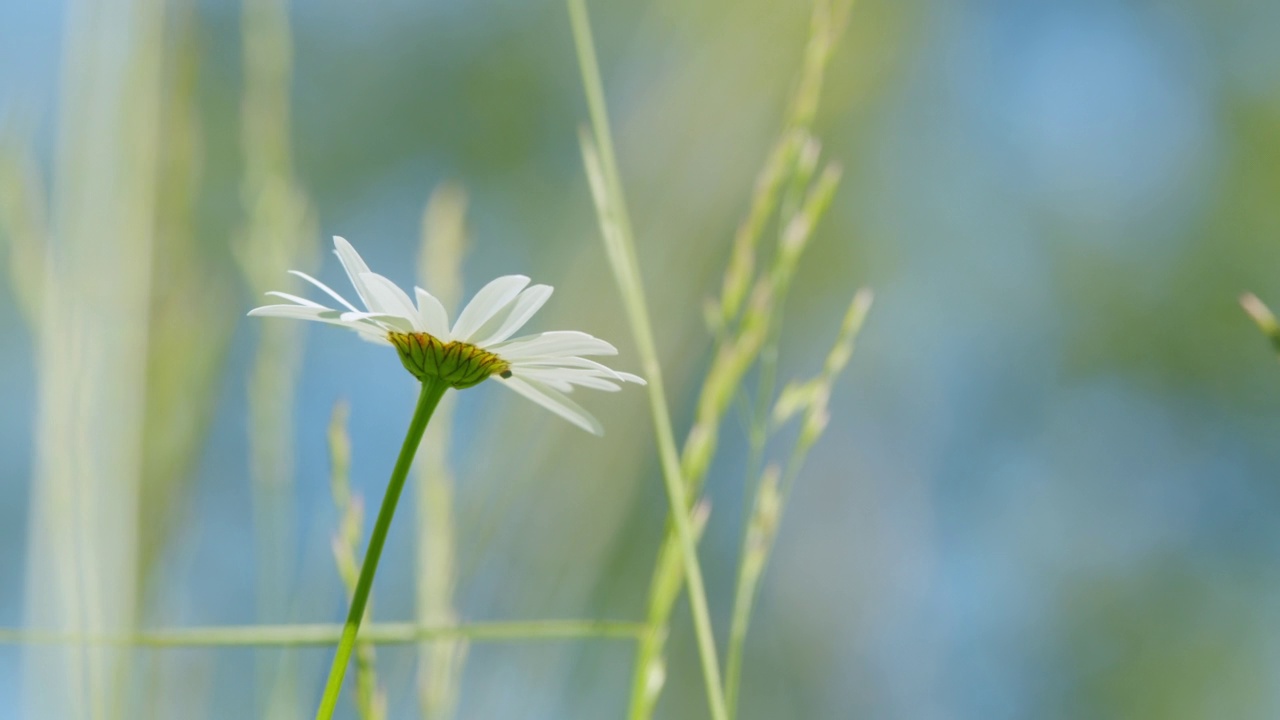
[0,129,47,324]
[723,290,873,717]
[415,185,469,720]
[23,0,166,715]
[235,0,315,714]
[610,1,856,714]
[329,403,387,720]
[0,620,648,648]
[567,2,729,719]
[722,466,780,719]
[315,380,449,720]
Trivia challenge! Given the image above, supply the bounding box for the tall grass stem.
[567,2,729,719]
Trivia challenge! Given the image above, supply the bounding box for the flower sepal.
[389,332,511,389]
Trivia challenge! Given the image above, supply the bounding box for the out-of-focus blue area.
[3,0,1280,718]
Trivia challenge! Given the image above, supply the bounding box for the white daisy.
[248,236,644,434]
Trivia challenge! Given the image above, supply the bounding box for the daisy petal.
[414,287,451,341]
[288,270,361,313]
[339,310,416,333]
[265,290,329,309]
[248,304,341,320]
[499,376,604,435]
[492,331,618,360]
[360,272,421,325]
[516,367,622,392]
[247,304,390,343]
[472,284,554,347]
[516,373,576,393]
[451,275,530,343]
[515,355,628,377]
[332,235,378,311]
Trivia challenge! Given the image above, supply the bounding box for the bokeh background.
[3,0,1280,718]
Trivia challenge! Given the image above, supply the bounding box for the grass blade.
[416,184,470,720]
[567,2,729,718]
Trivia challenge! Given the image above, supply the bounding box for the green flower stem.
[315,379,449,720]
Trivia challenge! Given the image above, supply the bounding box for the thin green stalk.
[567,3,729,719]
[723,289,873,717]
[237,0,315,713]
[329,402,385,720]
[315,380,449,720]
[416,185,469,720]
[624,160,841,719]
[0,620,647,648]
[744,138,824,504]
[0,128,47,324]
[618,2,854,713]
[723,466,780,720]
[24,0,165,716]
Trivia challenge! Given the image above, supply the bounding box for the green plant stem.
[724,289,873,717]
[727,471,773,717]
[567,3,729,719]
[315,380,448,720]
[0,620,647,647]
[722,563,757,719]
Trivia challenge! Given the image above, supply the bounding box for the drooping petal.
[499,376,604,435]
[265,290,329,309]
[515,367,622,392]
[514,355,629,377]
[332,235,379,311]
[288,270,361,313]
[247,304,341,320]
[472,284,554,347]
[247,304,390,343]
[360,272,420,325]
[514,373,576,393]
[492,330,619,360]
[451,275,530,343]
[414,287,451,340]
[339,310,416,333]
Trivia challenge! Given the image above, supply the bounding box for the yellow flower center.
[388,332,511,389]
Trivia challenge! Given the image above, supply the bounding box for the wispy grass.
[233,0,316,714]
[415,184,470,720]
[724,289,873,717]
[568,2,731,718]
[329,402,388,720]
[0,127,47,324]
[19,0,168,716]
[570,0,860,717]
[137,6,235,630]
[0,621,648,648]
[5,6,234,716]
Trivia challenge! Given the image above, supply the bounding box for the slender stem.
[315,380,449,720]
[724,466,789,718]
[723,554,759,719]
[0,620,646,648]
[567,3,729,719]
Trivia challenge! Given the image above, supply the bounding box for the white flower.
[248,236,644,434]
